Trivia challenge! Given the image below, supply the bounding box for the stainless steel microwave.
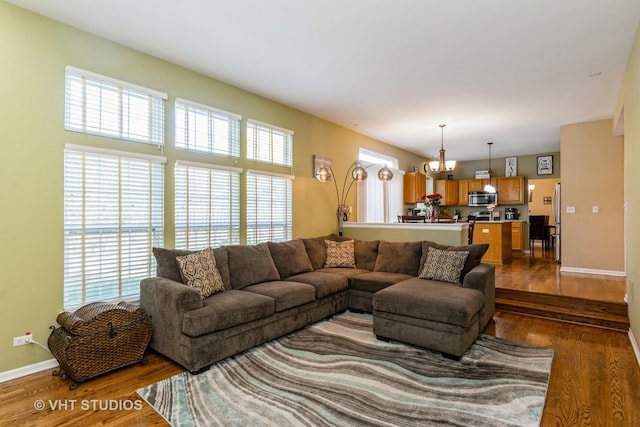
[468,191,498,207]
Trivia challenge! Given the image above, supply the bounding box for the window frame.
[246,119,294,167]
[245,169,294,244]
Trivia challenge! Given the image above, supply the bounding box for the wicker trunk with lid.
[48,301,152,387]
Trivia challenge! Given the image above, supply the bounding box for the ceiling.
[9,0,640,161]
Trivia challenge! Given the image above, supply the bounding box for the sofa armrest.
[140,277,203,358]
[140,277,203,313]
[462,263,495,295]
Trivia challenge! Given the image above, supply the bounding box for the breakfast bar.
[342,222,470,246]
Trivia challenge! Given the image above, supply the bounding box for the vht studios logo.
[34,399,143,411]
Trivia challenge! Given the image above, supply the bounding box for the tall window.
[63,146,165,310]
[175,161,241,249]
[64,66,166,145]
[246,119,293,166]
[175,98,241,157]
[246,171,293,244]
[357,149,403,223]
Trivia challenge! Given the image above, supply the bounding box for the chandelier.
[428,124,456,173]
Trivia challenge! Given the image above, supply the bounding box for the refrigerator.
[552,183,561,263]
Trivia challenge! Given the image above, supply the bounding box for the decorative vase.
[428,207,438,223]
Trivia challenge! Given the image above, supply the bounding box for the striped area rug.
[138,311,553,426]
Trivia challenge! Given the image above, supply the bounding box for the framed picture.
[313,155,332,177]
[505,157,517,176]
[537,155,553,175]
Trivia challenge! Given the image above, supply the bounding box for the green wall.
[0,3,425,373]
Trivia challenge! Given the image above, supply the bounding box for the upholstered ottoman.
[372,278,485,359]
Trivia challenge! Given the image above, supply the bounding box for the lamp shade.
[377,166,394,181]
[314,165,332,182]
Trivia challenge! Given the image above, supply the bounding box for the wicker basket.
[48,301,152,388]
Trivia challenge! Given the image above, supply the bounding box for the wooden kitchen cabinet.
[458,180,469,205]
[435,179,459,206]
[497,176,525,205]
[468,179,491,192]
[403,172,426,203]
[473,221,512,263]
[511,221,524,251]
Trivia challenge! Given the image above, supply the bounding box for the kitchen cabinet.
[403,172,426,203]
[468,179,491,192]
[511,221,524,251]
[497,176,525,205]
[458,180,469,206]
[435,179,459,206]
[473,221,512,264]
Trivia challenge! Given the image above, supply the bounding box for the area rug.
[137,311,553,427]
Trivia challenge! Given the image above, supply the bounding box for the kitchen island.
[342,222,470,246]
[472,221,513,264]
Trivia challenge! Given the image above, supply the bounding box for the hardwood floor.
[1,252,638,426]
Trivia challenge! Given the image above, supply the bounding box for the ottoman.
[372,278,485,359]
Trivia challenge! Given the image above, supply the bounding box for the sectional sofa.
[140,235,495,373]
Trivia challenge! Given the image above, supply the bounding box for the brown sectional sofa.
[140,235,495,373]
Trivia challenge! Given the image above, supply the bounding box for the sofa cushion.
[419,247,469,284]
[354,239,379,271]
[226,243,280,289]
[373,240,423,275]
[152,247,230,289]
[350,271,414,293]
[302,234,339,270]
[182,290,275,337]
[243,281,316,312]
[284,271,349,299]
[373,278,484,328]
[324,239,356,268]
[267,239,314,278]
[153,247,195,283]
[420,241,489,280]
[176,248,226,297]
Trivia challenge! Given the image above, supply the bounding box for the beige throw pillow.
[419,247,469,284]
[324,239,356,268]
[176,248,225,297]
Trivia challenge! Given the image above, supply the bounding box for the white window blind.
[175,98,241,157]
[246,170,293,244]
[247,120,293,166]
[63,145,165,310]
[64,66,166,145]
[175,161,241,249]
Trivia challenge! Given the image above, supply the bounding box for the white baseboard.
[0,359,58,384]
[630,329,640,369]
[559,266,626,277]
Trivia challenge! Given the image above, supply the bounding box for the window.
[65,66,166,145]
[246,170,293,244]
[356,149,403,223]
[175,98,241,157]
[175,161,241,249]
[63,145,165,309]
[246,119,293,166]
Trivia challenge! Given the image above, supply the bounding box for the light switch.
[567,206,576,214]
[592,205,599,213]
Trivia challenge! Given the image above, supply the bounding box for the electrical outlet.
[13,333,33,347]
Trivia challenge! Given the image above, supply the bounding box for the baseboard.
[0,358,58,384]
[559,266,626,277]
[630,329,640,369]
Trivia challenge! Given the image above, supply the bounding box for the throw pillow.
[324,239,356,268]
[176,248,225,298]
[419,247,470,284]
[267,239,314,278]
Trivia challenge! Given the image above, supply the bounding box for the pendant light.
[484,142,496,193]
[428,124,456,173]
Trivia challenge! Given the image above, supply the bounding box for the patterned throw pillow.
[324,239,356,268]
[419,247,470,284]
[176,248,225,298]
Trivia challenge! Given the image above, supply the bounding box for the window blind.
[175,161,241,249]
[64,66,166,145]
[246,119,293,166]
[63,146,165,310]
[246,170,293,244]
[175,98,241,157]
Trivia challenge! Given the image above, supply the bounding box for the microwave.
[468,191,498,207]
